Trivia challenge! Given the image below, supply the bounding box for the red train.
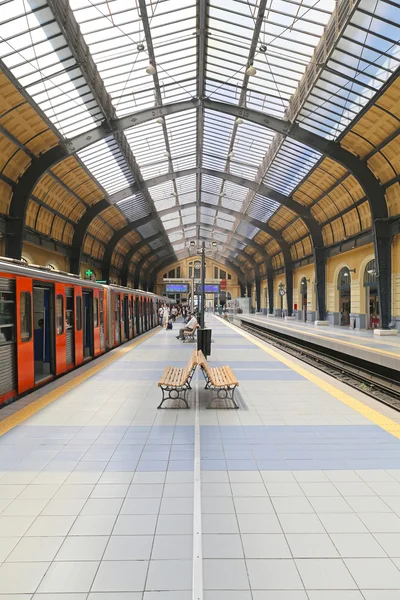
[0,258,172,405]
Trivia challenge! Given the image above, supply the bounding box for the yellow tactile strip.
[221,317,400,441]
[0,328,159,437]
[243,316,400,358]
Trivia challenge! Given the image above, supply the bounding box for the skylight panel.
[0,1,102,137]
[116,191,150,222]
[125,119,168,178]
[78,137,135,194]
[297,0,400,139]
[247,193,280,222]
[263,139,321,195]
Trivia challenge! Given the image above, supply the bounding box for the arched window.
[337,267,351,290]
[364,259,377,287]
[46,263,58,271]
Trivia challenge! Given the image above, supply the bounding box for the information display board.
[197,284,220,294]
[165,283,189,293]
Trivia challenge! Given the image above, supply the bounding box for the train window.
[56,295,64,335]
[0,290,15,343]
[20,292,32,342]
[76,296,82,330]
[66,290,74,329]
[94,298,99,327]
[99,293,104,326]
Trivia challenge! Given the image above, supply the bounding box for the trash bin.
[197,328,212,357]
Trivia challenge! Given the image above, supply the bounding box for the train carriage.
[0,259,172,406]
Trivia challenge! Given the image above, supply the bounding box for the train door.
[114,293,121,345]
[82,290,93,358]
[65,287,74,369]
[122,295,129,341]
[129,296,134,339]
[135,297,141,334]
[16,277,34,394]
[99,290,105,350]
[74,287,83,366]
[54,283,67,375]
[144,298,148,331]
[33,283,55,383]
[133,296,137,337]
[93,289,101,356]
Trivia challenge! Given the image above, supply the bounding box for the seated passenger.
[176,312,198,340]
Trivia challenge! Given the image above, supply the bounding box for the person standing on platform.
[162,303,170,329]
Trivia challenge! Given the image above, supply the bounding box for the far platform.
[237,314,400,371]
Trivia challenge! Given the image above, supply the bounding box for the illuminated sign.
[197,284,220,294]
[165,283,189,293]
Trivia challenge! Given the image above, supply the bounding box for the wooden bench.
[197,350,239,409]
[183,323,199,343]
[157,350,198,409]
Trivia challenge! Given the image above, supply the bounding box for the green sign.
[96,280,107,284]
[85,269,94,278]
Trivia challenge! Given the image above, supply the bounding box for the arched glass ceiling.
[0,0,399,261]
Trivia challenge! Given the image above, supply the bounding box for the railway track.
[232,317,400,413]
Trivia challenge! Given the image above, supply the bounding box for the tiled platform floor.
[0,315,400,598]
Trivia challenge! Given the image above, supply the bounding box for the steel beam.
[6,145,68,258]
[267,260,274,314]
[69,199,109,274]
[314,247,326,321]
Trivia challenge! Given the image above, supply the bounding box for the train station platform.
[238,314,400,371]
[1,316,400,597]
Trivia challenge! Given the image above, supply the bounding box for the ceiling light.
[156,117,164,124]
[164,151,170,158]
[235,118,244,125]
[259,44,267,53]
[137,43,145,52]
[146,64,156,75]
[367,269,376,274]
[228,152,235,159]
[246,65,257,76]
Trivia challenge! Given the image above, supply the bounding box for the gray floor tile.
[160,497,193,514]
[286,533,339,558]
[333,482,376,497]
[121,497,161,514]
[201,471,229,483]
[203,534,243,558]
[307,593,364,599]
[330,533,387,557]
[127,484,164,498]
[69,515,116,536]
[344,496,393,513]
[0,537,20,562]
[202,513,239,534]
[272,497,314,514]
[359,513,400,533]
[81,498,123,516]
[92,560,148,592]
[56,536,109,561]
[6,536,64,562]
[228,471,263,483]
[201,483,232,497]
[146,559,192,591]
[156,514,193,534]
[143,593,191,600]
[202,496,235,513]
[203,558,250,590]
[103,535,153,560]
[55,485,94,499]
[278,513,325,534]
[309,497,353,513]
[295,558,357,590]
[0,561,50,593]
[26,516,75,537]
[113,514,157,535]
[233,496,273,514]
[237,513,282,534]
[163,483,193,498]
[265,483,304,497]
[373,533,400,557]
[90,484,129,498]
[35,594,88,599]
[344,558,400,589]
[40,498,86,516]
[241,533,291,558]
[205,592,252,600]
[246,559,304,590]
[37,561,99,593]
[0,516,36,537]
[152,535,193,559]
[231,483,267,497]
[319,513,368,533]
[252,593,308,600]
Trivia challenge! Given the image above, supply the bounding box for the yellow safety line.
[220,317,400,440]
[0,328,159,437]
[243,316,400,358]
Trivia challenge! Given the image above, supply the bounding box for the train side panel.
[16,276,35,394]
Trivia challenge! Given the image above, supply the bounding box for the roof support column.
[374,220,393,330]
[255,271,261,313]
[285,261,294,317]
[267,262,274,315]
[314,247,326,321]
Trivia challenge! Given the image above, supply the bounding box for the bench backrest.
[197,350,213,379]
[182,350,198,380]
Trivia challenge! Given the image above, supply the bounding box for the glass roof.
[1,0,398,263]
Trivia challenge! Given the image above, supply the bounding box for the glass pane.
[20,292,32,342]
[76,296,82,331]
[56,295,64,335]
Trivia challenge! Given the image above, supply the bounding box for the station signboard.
[197,284,220,294]
[165,283,189,293]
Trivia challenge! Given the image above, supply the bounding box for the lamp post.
[200,242,206,328]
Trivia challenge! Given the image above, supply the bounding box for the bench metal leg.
[206,385,239,409]
[158,386,190,409]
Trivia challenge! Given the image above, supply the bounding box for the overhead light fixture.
[190,241,195,248]
[137,43,145,52]
[367,269,376,275]
[228,152,235,159]
[156,117,164,124]
[259,44,267,53]
[164,151,170,158]
[236,117,244,125]
[212,241,217,249]
[146,64,156,75]
[246,65,257,76]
